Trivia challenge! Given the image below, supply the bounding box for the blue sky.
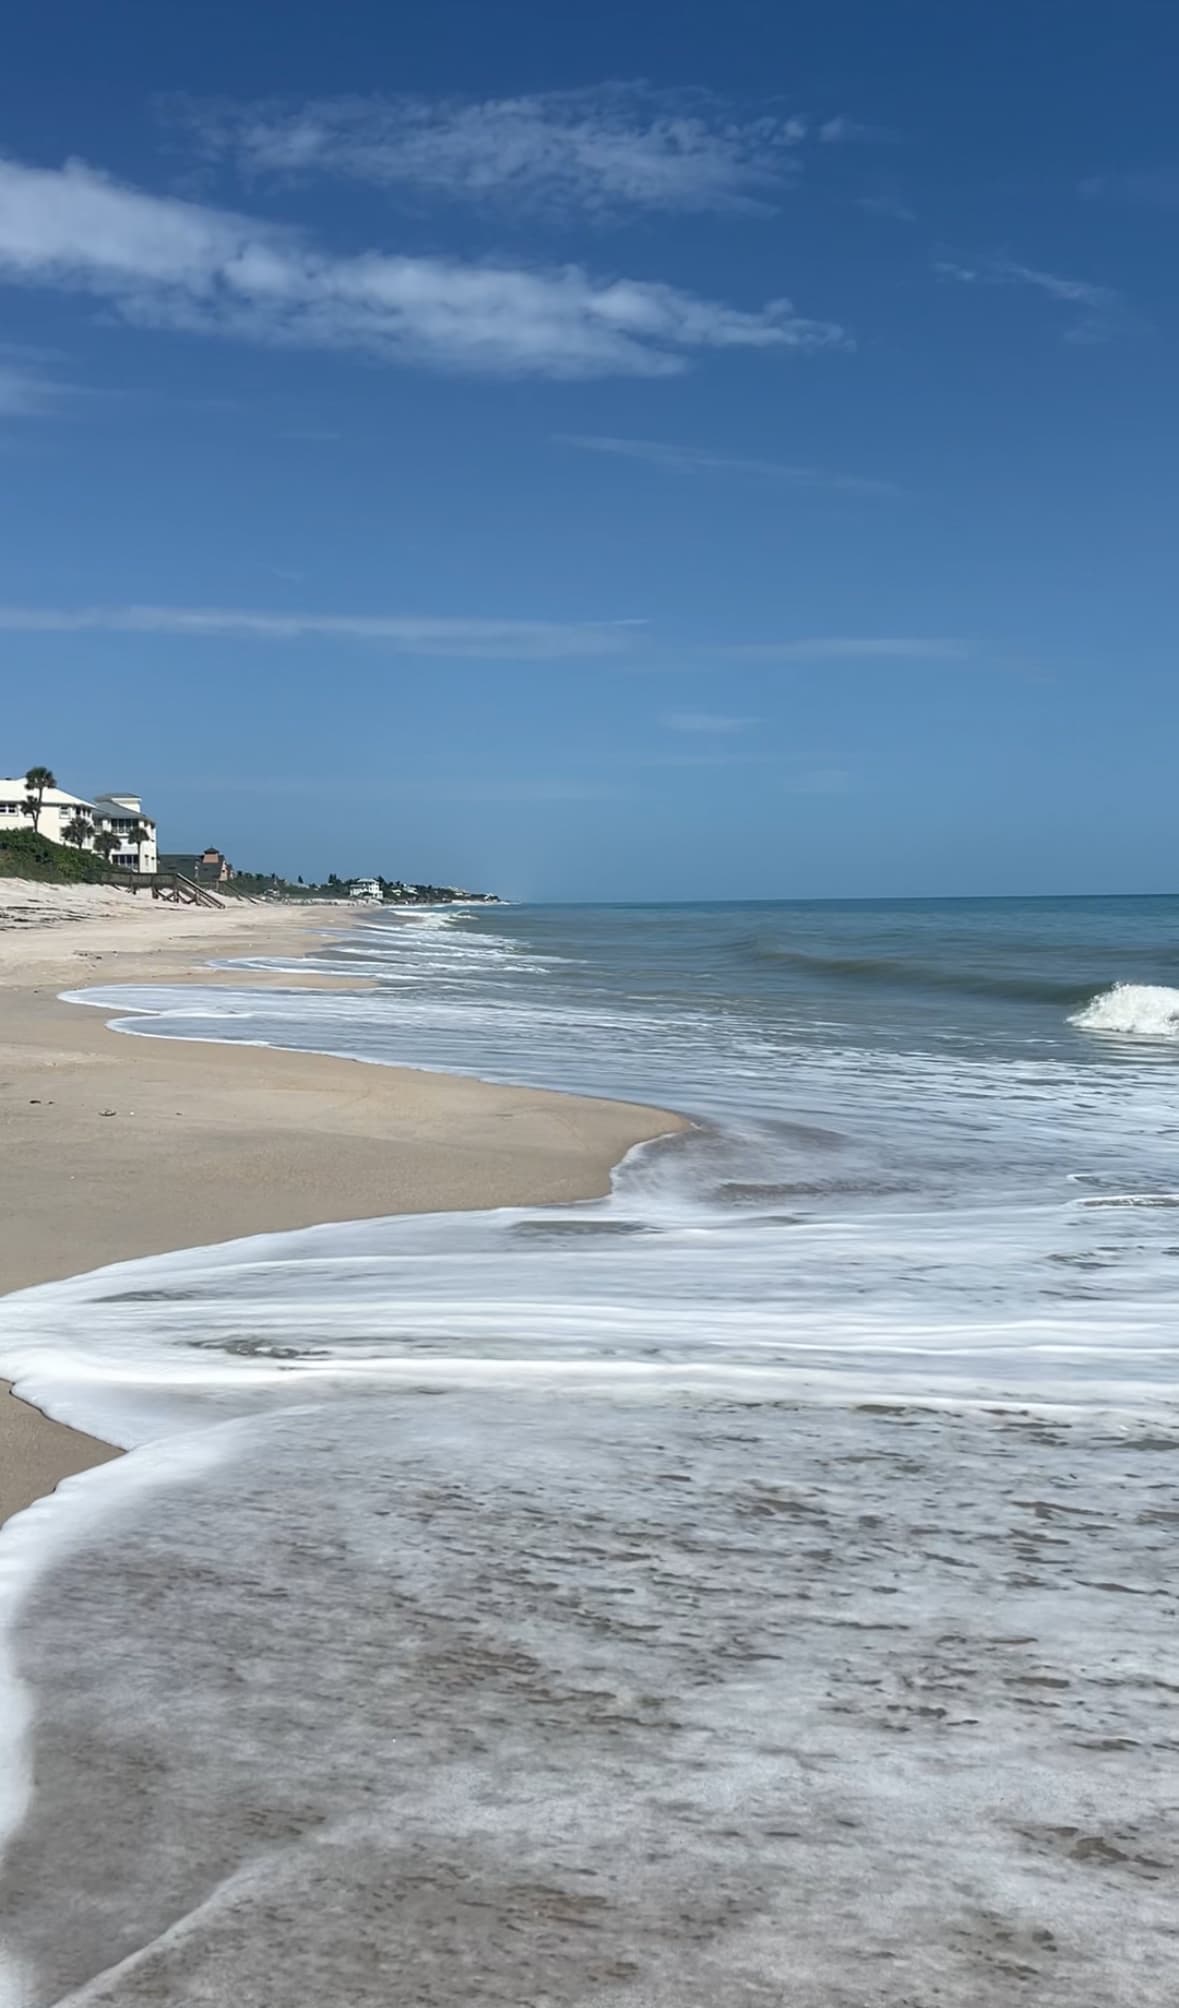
[1,0,1176,898]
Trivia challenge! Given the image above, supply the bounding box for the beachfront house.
[0,777,96,845]
[158,848,234,887]
[198,847,233,884]
[0,777,159,874]
[90,793,158,875]
[349,878,383,901]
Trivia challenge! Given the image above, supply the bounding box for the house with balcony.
[90,793,158,875]
[0,777,159,874]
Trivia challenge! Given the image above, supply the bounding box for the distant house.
[349,878,383,901]
[159,848,234,887]
[0,778,96,845]
[90,793,158,875]
[197,847,234,884]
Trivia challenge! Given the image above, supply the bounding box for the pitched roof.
[0,779,95,810]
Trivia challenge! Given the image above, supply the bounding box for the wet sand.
[0,893,684,1522]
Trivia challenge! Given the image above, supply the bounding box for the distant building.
[159,848,234,887]
[197,847,234,884]
[349,878,383,901]
[0,778,96,845]
[90,793,158,875]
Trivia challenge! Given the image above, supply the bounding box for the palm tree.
[93,819,144,871]
[62,815,92,849]
[23,765,56,834]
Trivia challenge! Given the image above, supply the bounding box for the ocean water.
[1,897,1178,2005]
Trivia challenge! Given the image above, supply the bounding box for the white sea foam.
[0,1423,246,2006]
[1070,980,1179,1037]
[3,1393,1179,2004]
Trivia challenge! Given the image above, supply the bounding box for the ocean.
[1,896,1178,2004]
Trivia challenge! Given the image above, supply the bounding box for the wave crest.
[1070,982,1179,1038]
[745,941,1093,1005]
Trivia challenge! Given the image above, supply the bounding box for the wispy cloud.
[1080,169,1179,209]
[0,604,637,658]
[782,766,851,794]
[410,777,625,803]
[858,191,916,224]
[558,434,890,496]
[817,116,892,145]
[629,749,851,788]
[0,348,78,418]
[0,362,58,416]
[166,86,858,221]
[0,155,845,378]
[729,636,969,663]
[188,771,625,802]
[934,255,1126,344]
[634,750,772,770]
[634,751,772,770]
[662,711,758,734]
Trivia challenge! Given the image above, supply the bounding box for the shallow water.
[2,897,1178,2003]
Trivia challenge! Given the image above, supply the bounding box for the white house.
[0,779,158,874]
[90,793,158,875]
[349,878,383,901]
[0,778,96,846]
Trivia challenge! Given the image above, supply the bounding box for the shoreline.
[0,894,686,1524]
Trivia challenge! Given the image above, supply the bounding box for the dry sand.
[0,883,684,1523]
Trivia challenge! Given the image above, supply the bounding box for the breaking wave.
[1070,982,1179,1039]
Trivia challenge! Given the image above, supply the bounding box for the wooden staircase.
[132,871,226,908]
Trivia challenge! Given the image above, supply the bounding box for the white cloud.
[557,434,889,495]
[170,86,827,220]
[934,255,1125,343]
[0,154,846,377]
[0,604,637,658]
[730,637,969,662]
[662,711,758,733]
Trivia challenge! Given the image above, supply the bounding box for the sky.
[1,0,1176,899]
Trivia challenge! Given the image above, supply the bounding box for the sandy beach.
[0,882,684,1523]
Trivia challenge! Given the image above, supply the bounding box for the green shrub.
[0,827,130,886]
